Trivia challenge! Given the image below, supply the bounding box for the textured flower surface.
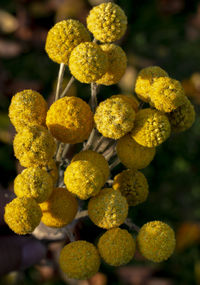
[137,221,176,262]
[45,19,90,64]
[116,134,156,169]
[9,89,47,132]
[13,125,56,167]
[14,167,53,203]
[69,42,108,83]
[113,169,149,206]
[87,2,127,43]
[59,241,100,280]
[40,187,78,228]
[46,96,93,144]
[98,228,135,266]
[94,97,135,139]
[111,94,139,112]
[88,188,128,229]
[42,159,58,185]
[4,197,42,235]
[131,108,171,147]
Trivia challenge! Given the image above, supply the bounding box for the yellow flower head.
[42,159,58,185]
[46,96,93,144]
[64,160,104,200]
[167,97,195,133]
[69,42,108,83]
[9,89,47,132]
[137,221,176,262]
[131,108,171,147]
[4,197,42,235]
[94,97,135,139]
[13,125,56,167]
[96,44,127,85]
[135,66,168,103]
[111,94,139,112]
[14,167,53,203]
[150,77,186,112]
[59,241,100,280]
[113,169,149,206]
[88,188,128,229]
[40,187,78,228]
[87,2,127,43]
[116,135,156,169]
[45,19,91,64]
[72,150,110,184]
[98,228,135,266]
[176,222,200,252]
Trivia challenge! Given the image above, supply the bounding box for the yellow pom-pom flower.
[14,167,53,203]
[59,241,100,280]
[87,2,127,43]
[42,159,58,185]
[45,19,91,64]
[88,188,128,229]
[69,42,108,83]
[150,77,186,112]
[96,44,127,85]
[116,135,156,169]
[46,96,93,144]
[9,89,47,132]
[113,169,149,206]
[40,187,78,228]
[137,221,176,262]
[94,97,135,139]
[111,94,139,112]
[135,66,168,103]
[64,160,104,200]
[4,197,42,235]
[167,97,195,132]
[13,125,56,167]
[72,150,110,184]
[131,108,171,147]
[98,228,135,266]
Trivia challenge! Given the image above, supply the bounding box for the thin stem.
[60,76,75,98]
[55,63,65,101]
[91,82,98,113]
[65,227,75,242]
[83,129,96,151]
[109,157,120,170]
[125,218,140,233]
[93,135,105,152]
[56,142,65,162]
[75,210,88,220]
[107,179,113,185]
[103,142,116,161]
[62,144,70,158]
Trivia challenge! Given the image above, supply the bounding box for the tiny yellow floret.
[4,197,42,235]
[137,221,176,262]
[88,188,128,229]
[98,228,135,266]
[59,241,100,280]
[111,94,139,113]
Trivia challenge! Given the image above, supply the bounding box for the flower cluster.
[5,1,195,281]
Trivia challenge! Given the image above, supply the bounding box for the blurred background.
[0,0,200,284]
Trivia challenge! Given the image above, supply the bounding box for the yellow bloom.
[111,94,139,112]
[69,42,108,83]
[46,96,93,144]
[59,241,100,280]
[45,19,90,64]
[42,159,58,186]
[87,2,127,43]
[9,89,47,132]
[98,228,135,266]
[176,222,200,252]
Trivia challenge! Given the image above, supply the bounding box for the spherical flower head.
[72,150,110,184]
[9,89,47,132]
[59,241,100,280]
[96,44,127,85]
[150,77,186,112]
[176,222,200,252]
[94,97,135,139]
[14,167,53,203]
[4,197,42,235]
[111,94,139,113]
[135,66,169,103]
[40,187,78,228]
[113,169,149,206]
[137,221,176,262]
[46,96,93,144]
[116,135,156,169]
[45,19,91,64]
[64,160,104,200]
[87,2,127,43]
[88,188,128,229]
[167,97,195,133]
[98,228,135,266]
[69,42,108,83]
[131,108,171,147]
[42,159,58,185]
[13,125,56,167]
